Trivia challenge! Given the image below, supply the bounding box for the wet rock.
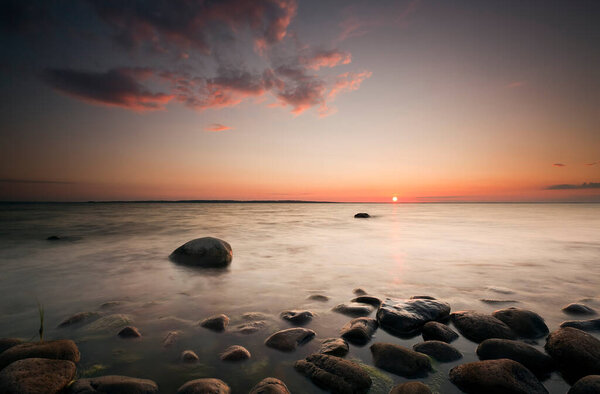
[389,382,432,394]
[354,213,370,218]
[99,301,125,309]
[560,318,600,331]
[449,359,548,394]
[200,314,229,332]
[353,288,368,296]
[265,328,316,352]
[307,294,330,302]
[47,235,61,240]
[340,317,378,346]
[351,295,382,307]
[84,314,132,333]
[370,342,431,378]
[176,378,230,394]
[563,303,596,315]
[118,326,141,338]
[477,338,554,378]
[280,310,314,325]
[58,311,101,328]
[319,338,349,357]
[181,350,199,363]
[376,298,451,336]
[71,375,159,394]
[169,237,232,268]
[162,330,182,347]
[242,312,271,321]
[450,311,516,343]
[220,345,251,361]
[0,358,76,394]
[0,339,22,354]
[492,308,549,339]
[413,340,462,362]
[568,375,600,394]
[294,353,372,393]
[544,327,600,383]
[333,302,374,317]
[234,320,267,335]
[249,377,290,394]
[0,339,80,370]
[421,321,459,343]
[410,296,437,300]
[480,299,518,305]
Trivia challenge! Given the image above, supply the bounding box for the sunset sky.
[1,0,599,202]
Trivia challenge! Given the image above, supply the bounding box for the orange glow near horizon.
[392,196,398,202]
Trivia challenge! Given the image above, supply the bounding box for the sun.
[392,196,398,202]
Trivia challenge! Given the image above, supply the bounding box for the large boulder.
[176,378,230,394]
[0,340,80,370]
[249,377,290,394]
[0,339,22,354]
[340,317,378,345]
[294,354,371,393]
[413,340,462,362]
[477,338,554,378]
[568,375,600,394]
[265,328,316,352]
[560,318,600,332]
[69,375,159,393]
[544,327,600,383]
[491,308,549,339]
[319,338,349,357]
[376,298,451,337]
[450,311,516,343]
[389,382,432,394]
[169,237,232,268]
[0,358,76,394]
[449,359,548,394]
[369,342,431,378]
[421,321,458,343]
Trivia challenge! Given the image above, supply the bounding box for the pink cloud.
[553,163,566,167]
[585,162,597,166]
[328,71,373,100]
[205,124,233,132]
[301,49,352,70]
[506,81,526,88]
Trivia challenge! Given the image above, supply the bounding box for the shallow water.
[0,202,599,393]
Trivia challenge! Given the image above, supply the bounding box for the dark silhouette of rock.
[58,311,100,328]
[319,338,349,357]
[0,339,80,370]
[280,310,314,325]
[544,327,600,383]
[560,318,600,331]
[0,339,22,355]
[450,311,516,343]
[181,350,199,363]
[162,331,181,348]
[353,288,368,296]
[176,378,230,394]
[562,303,596,315]
[307,294,329,302]
[70,375,159,393]
[410,296,437,300]
[354,213,370,218]
[47,235,61,240]
[200,314,229,332]
[340,317,378,345]
[249,377,290,394]
[477,338,554,378]
[376,298,451,336]
[118,326,141,338]
[413,340,462,362]
[492,308,549,339]
[370,342,431,378]
[449,359,548,394]
[351,295,382,307]
[389,382,432,394]
[0,358,76,394]
[169,237,232,268]
[265,328,316,352]
[294,354,371,393]
[333,302,374,317]
[480,299,518,305]
[421,321,459,343]
[568,375,600,394]
[220,345,251,361]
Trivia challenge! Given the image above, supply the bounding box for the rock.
[544,327,600,383]
[480,299,518,305]
[294,353,371,393]
[70,375,159,393]
[280,310,314,325]
[450,311,516,343]
[376,298,451,336]
[265,328,316,352]
[0,339,22,354]
[319,338,349,357]
[568,375,600,394]
[58,312,100,328]
[410,296,437,300]
[0,358,75,394]
[477,338,554,377]
[389,382,432,394]
[118,326,141,338]
[413,340,462,362]
[333,303,374,317]
[421,321,459,343]
[351,295,382,307]
[176,378,230,394]
[492,308,549,339]
[307,294,329,302]
[0,340,80,370]
[169,237,232,268]
[340,317,378,346]
[242,312,271,321]
[200,314,229,332]
[181,350,199,363]
[234,321,267,335]
[220,345,251,361]
[369,342,431,378]
[563,303,596,315]
[560,318,600,331]
[354,213,370,218]
[353,288,368,296]
[449,359,548,394]
[47,235,61,240]
[249,377,290,394]
[84,314,132,333]
[162,330,181,347]
[99,301,125,309]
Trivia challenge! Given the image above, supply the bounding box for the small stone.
[249,377,290,394]
[492,308,549,339]
[351,295,382,307]
[450,311,516,343]
[421,321,459,343]
[340,317,378,345]
[560,318,600,332]
[410,296,437,300]
[0,358,76,394]
[181,350,199,363]
[413,341,462,362]
[390,382,432,394]
[234,321,267,335]
[220,345,251,361]
[47,235,61,240]
[58,311,100,328]
[319,338,349,357]
[353,288,368,296]
[332,302,374,317]
[562,303,596,315]
[70,375,159,394]
[295,354,372,393]
[568,375,600,394]
[265,328,316,352]
[354,213,370,218]
[200,314,229,332]
[370,342,431,378]
[241,312,271,321]
[0,339,80,370]
[280,310,314,325]
[162,331,182,347]
[176,378,230,394]
[545,327,600,383]
[307,294,329,302]
[118,326,141,338]
[477,338,554,378]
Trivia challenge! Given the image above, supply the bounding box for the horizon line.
[1,200,599,204]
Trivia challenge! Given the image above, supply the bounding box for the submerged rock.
[413,341,462,362]
[319,338,349,357]
[265,328,316,352]
[169,237,232,268]
[58,311,101,328]
[340,317,378,346]
[307,294,330,302]
[450,311,516,343]
[249,377,290,394]
[0,339,80,370]
[280,310,314,325]
[354,213,370,218]
[376,298,451,336]
[0,339,22,354]
[562,303,596,315]
[0,358,75,394]
[220,345,251,361]
[84,314,133,333]
[234,320,268,335]
[421,321,459,343]
[560,318,600,331]
[181,350,199,363]
[333,302,374,317]
[70,375,159,394]
[295,354,372,393]
[162,330,182,348]
[353,288,368,296]
[118,326,141,338]
[370,342,431,378]
[568,375,600,394]
[389,382,432,394]
[477,338,554,378]
[544,327,600,383]
[492,307,549,339]
[200,314,229,332]
[47,235,61,241]
[351,295,382,307]
[449,359,548,394]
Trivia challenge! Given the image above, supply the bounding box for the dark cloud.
[0,179,75,184]
[553,163,566,167]
[0,0,50,34]
[546,182,600,190]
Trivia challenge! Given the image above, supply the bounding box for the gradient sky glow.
[1,0,599,202]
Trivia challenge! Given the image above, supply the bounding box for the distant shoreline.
[0,200,598,204]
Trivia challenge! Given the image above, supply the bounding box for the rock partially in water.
[477,338,555,378]
[220,345,251,362]
[242,312,272,321]
[413,340,462,362]
[353,288,368,296]
[340,317,378,346]
[389,382,432,394]
[249,377,290,394]
[0,339,80,370]
[200,314,229,332]
[118,326,141,339]
[410,296,437,300]
[307,294,330,302]
[421,321,459,343]
[176,378,230,394]
[295,353,372,394]
[47,235,62,240]
[376,298,451,336]
[562,303,596,315]
[449,359,548,394]
[0,339,22,354]
[544,327,600,383]
[319,338,349,357]
[492,307,549,339]
[84,314,133,333]
[169,237,232,268]
[352,295,382,307]
[354,213,370,218]
[280,310,314,325]
[450,311,516,343]
[234,320,268,335]
[162,331,182,348]
[58,311,101,328]
[99,301,125,309]
[265,328,316,352]
[0,358,76,394]
[560,318,600,332]
[370,342,431,378]
[568,375,600,394]
[181,350,199,363]
[333,302,374,317]
[480,299,518,305]
[70,375,159,393]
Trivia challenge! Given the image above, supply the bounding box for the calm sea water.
[0,203,599,393]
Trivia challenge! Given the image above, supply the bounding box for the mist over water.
[0,202,598,392]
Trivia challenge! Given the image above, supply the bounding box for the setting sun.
[392,196,398,202]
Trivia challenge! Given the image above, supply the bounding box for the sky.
[0,0,599,202]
